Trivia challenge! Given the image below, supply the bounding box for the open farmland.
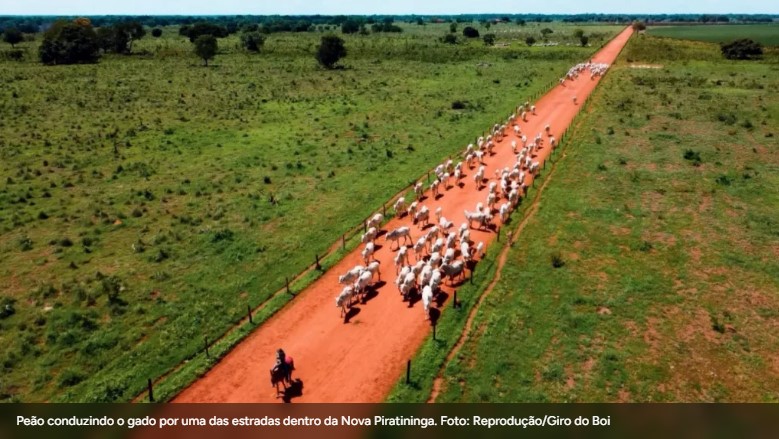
[648,24,779,46]
[0,21,622,402]
[427,34,779,402]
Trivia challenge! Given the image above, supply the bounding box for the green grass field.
[424,35,779,402]
[648,24,779,46]
[0,22,623,402]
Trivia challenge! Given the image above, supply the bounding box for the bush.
[483,33,496,46]
[441,33,457,45]
[550,252,565,268]
[151,28,162,38]
[316,35,346,69]
[240,31,265,52]
[451,100,466,110]
[462,27,480,38]
[721,39,762,60]
[580,35,589,47]
[525,36,536,46]
[683,149,702,165]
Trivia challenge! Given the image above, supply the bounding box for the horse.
[269,357,295,397]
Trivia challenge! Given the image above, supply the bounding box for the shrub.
[240,31,265,52]
[441,33,457,45]
[525,36,536,46]
[683,149,702,165]
[451,100,466,110]
[720,39,763,60]
[715,175,733,186]
[462,27,480,38]
[315,35,346,69]
[483,33,496,46]
[151,28,162,38]
[550,252,565,268]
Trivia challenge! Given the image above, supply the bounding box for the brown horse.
[269,358,294,398]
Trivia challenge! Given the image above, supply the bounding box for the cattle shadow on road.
[344,306,361,324]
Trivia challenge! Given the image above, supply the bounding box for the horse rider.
[273,348,294,382]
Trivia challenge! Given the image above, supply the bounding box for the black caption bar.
[2,404,776,439]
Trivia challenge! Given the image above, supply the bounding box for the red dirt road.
[173,27,633,403]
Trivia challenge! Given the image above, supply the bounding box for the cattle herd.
[335,62,610,322]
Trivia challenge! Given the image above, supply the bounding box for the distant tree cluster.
[371,18,402,33]
[96,21,145,54]
[720,39,763,60]
[39,18,101,65]
[632,21,647,31]
[180,22,229,42]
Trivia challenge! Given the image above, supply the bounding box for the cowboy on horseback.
[272,348,294,383]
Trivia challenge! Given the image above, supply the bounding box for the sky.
[0,0,777,15]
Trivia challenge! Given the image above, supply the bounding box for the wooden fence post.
[204,336,209,358]
[148,378,154,402]
[406,359,411,384]
[315,254,321,271]
[248,305,253,324]
[286,277,291,295]
[342,234,346,250]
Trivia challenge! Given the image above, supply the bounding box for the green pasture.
[648,24,779,46]
[0,22,622,402]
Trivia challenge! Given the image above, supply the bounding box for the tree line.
[1,13,776,35]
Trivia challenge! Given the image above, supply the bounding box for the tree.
[240,31,265,52]
[720,39,763,60]
[113,21,145,54]
[193,35,217,66]
[450,22,457,33]
[525,36,536,46]
[462,26,479,38]
[315,34,346,69]
[151,28,163,38]
[341,20,360,34]
[416,18,425,25]
[441,33,457,45]
[580,35,589,47]
[632,21,647,31]
[483,33,496,46]
[516,19,526,26]
[540,28,553,39]
[39,19,101,65]
[3,27,23,48]
[573,28,584,39]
